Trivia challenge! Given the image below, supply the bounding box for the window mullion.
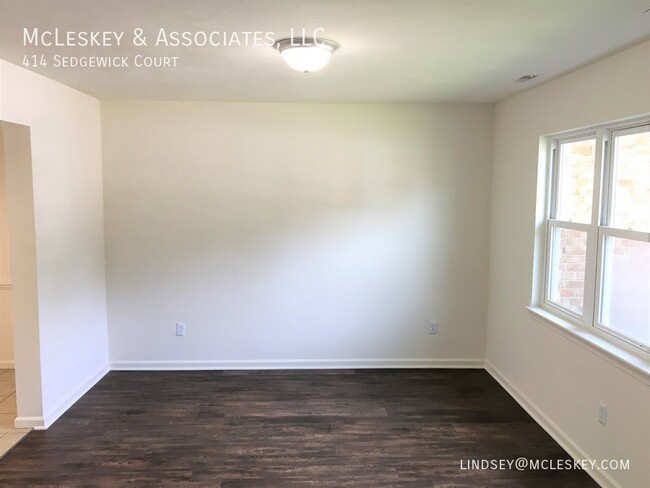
[599,227,650,242]
[583,130,604,326]
[548,219,591,232]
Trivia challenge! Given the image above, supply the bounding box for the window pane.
[548,227,587,315]
[557,139,596,224]
[611,130,650,232]
[600,236,650,347]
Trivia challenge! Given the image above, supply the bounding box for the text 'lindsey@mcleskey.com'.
[459,458,630,472]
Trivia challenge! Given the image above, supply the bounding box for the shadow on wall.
[103,104,490,361]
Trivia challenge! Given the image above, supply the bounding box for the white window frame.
[539,116,650,355]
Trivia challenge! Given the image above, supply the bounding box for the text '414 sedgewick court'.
[22,54,179,69]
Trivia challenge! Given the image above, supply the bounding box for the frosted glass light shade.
[274,38,339,73]
[281,47,332,72]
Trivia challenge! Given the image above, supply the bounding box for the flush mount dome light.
[274,38,339,73]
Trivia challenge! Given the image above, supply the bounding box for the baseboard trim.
[0,360,15,369]
[485,360,619,488]
[41,364,109,429]
[110,358,485,371]
[14,416,44,429]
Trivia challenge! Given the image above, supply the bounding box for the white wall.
[0,121,43,425]
[102,102,493,368]
[0,61,109,427]
[487,40,650,488]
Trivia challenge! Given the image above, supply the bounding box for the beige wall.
[0,291,14,368]
[487,40,650,488]
[0,128,14,367]
[102,102,493,368]
[0,61,109,427]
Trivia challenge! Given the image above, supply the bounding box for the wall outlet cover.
[176,322,186,337]
[598,402,607,426]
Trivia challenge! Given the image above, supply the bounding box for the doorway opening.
[0,121,39,456]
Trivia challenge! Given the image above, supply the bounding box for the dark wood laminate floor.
[0,369,598,487]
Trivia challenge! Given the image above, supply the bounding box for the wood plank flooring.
[0,369,598,487]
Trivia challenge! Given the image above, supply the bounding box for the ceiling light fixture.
[274,37,339,73]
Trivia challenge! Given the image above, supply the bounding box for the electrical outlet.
[176,322,186,337]
[598,402,607,426]
[429,320,439,335]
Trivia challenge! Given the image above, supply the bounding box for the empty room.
[0,0,648,486]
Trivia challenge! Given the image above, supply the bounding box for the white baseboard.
[14,416,44,429]
[110,358,485,371]
[0,360,15,369]
[485,360,619,488]
[41,364,109,429]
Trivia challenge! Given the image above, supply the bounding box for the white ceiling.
[1,0,649,102]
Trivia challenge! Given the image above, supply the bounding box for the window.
[542,118,650,352]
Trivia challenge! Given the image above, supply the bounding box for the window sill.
[526,306,650,385]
